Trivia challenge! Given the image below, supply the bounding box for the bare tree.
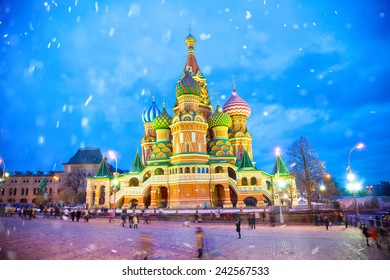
[58,166,87,205]
[287,136,326,209]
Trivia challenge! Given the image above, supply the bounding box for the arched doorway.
[20,198,28,203]
[229,186,238,207]
[143,187,151,208]
[212,185,225,208]
[130,199,138,209]
[99,186,105,205]
[244,196,258,207]
[157,187,168,208]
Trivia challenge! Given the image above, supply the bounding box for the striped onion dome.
[175,71,201,97]
[208,105,232,128]
[153,106,172,130]
[142,99,161,123]
[222,85,251,118]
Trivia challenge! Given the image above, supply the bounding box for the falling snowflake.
[111,249,118,253]
[245,11,252,20]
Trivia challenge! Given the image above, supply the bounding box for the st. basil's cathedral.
[86,33,298,209]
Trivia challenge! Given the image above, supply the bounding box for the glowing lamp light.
[347,173,355,182]
[347,182,361,192]
[108,150,117,160]
[356,143,364,149]
[277,180,286,189]
[320,185,326,191]
[275,147,281,156]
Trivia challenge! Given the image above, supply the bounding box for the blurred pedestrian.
[108,210,115,223]
[362,225,370,246]
[344,214,348,228]
[235,218,241,239]
[270,213,276,227]
[195,227,204,258]
[324,216,330,230]
[133,214,138,229]
[76,209,81,222]
[120,210,126,227]
[261,210,266,222]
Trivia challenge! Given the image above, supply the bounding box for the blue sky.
[1,0,389,188]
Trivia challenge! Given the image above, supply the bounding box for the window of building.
[26,188,29,195]
[13,188,17,195]
[21,188,25,195]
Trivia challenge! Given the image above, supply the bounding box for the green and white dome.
[208,105,232,128]
[152,107,172,130]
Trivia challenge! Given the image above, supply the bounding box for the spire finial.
[214,92,220,105]
[232,74,236,90]
[162,93,166,108]
[152,94,155,102]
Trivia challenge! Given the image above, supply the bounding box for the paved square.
[0,216,389,260]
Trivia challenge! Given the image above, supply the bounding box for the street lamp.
[108,151,119,210]
[346,143,364,217]
[277,180,287,224]
[319,184,326,202]
[0,157,6,183]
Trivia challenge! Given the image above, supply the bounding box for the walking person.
[133,214,138,229]
[108,210,115,223]
[261,210,266,223]
[128,213,133,228]
[362,225,370,246]
[344,214,348,228]
[269,212,276,227]
[76,209,81,222]
[120,210,126,227]
[324,216,330,230]
[315,213,320,226]
[195,227,204,258]
[235,218,241,239]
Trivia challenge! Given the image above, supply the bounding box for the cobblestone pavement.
[0,216,389,260]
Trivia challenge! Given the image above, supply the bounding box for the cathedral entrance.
[130,199,138,209]
[212,185,225,208]
[143,187,151,208]
[244,196,258,207]
[157,187,168,208]
[229,187,238,207]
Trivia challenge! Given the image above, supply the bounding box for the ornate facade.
[86,34,298,209]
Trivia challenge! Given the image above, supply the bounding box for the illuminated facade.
[86,34,297,209]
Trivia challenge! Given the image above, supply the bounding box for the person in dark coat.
[235,218,241,239]
[71,210,76,222]
[324,216,330,230]
[76,209,81,222]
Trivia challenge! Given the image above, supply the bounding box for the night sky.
[1,0,389,189]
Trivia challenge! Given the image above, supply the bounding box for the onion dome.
[142,99,161,123]
[208,105,232,128]
[153,106,172,130]
[185,33,196,49]
[222,85,251,118]
[175,71,201,97]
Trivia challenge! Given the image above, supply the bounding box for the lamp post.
[277,180,287,224]
[346,143,364,217]
[0,157,6,183]
[108,151,119,210]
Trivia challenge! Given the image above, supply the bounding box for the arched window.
[25,188,29,195]
[179,168,183,174]
[192,167,195,173]
[197,167,201,173]
[14,188,17,195]
[21,188,25,195]
[129,177,139,187]
[155,168,164,175]
[206,168,209,173]
[185,167,190,173]
[215,166,223,173]
[242,177,248,186]
[49,188,52,195]
[202,168,205,173]
[250,177,257,185]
